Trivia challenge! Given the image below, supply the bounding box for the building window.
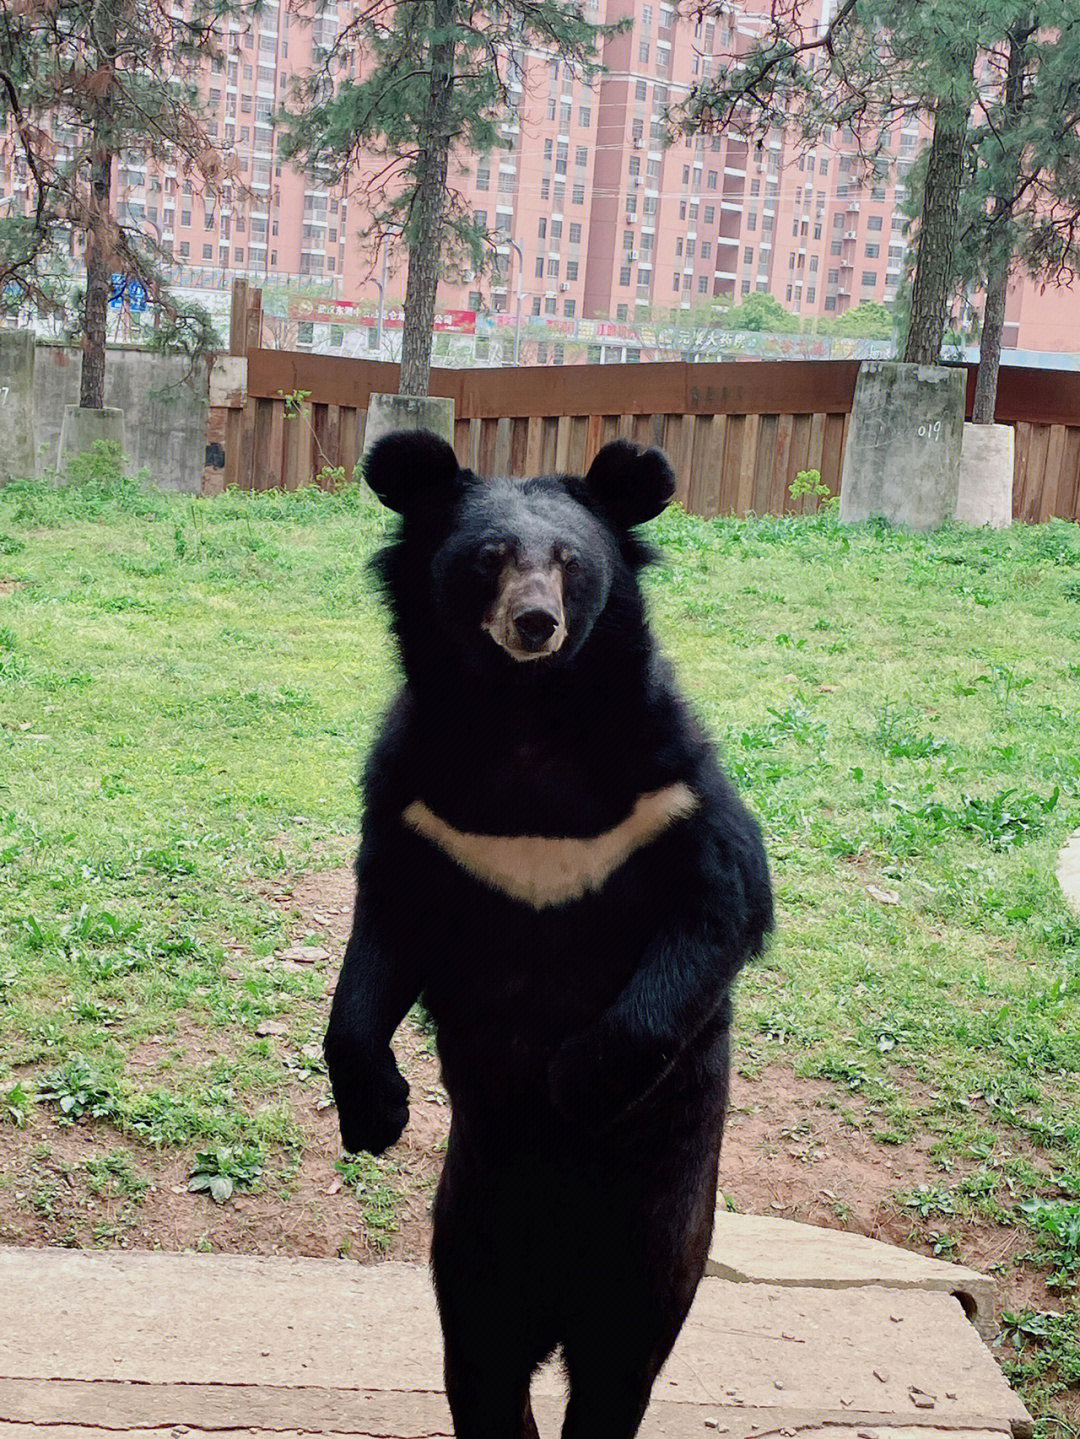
[807,287,815,303]
[707,170,717,189]
[564,300,576,316]
[541,178,550,200]
[567,260,579,280]
[868,215,883,230]
[547,258,560,277]
[545,297,557,315]
[535,257,545,277]
[830,240,842,255]
[704,205,715,224]
[569,222,582,243]
[786,284,793,300]
[638,41,650,62]
[741,278,751,295]
[673,273,680,291]
[203,243,213,259]
[616,303,629,320]
[865,243,880,258]
[476,167,490,191]
[619,265,632,285]
[862,271,877,286]
[698,276,708,293]
[701,241,710,258]
[825,295,837,310]
[579,105,591,126]
[575,146,587,168]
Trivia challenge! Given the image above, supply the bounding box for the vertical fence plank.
[721,415,745,515]
[698,414,727,519]
[585,414,605,471]
[224,408,242,490]
[751,416,777,515]
[1041,424,1068,522]
[1057,427,1080,520]
[666,415,693,508]
[568,416,590,474]
[453,419,471,468]
[804,412,827,515]
[1012,422,1030,519]
[821,413,846,500]
[493,417,513,476]
[1023,425,1050,522]
[525,417,544,475]
[764,413,792,516]
[284,402,310,491]
[553,417,571,471]
[310,404,330,487]
[341,408,360,484]
[784,414,813,515]
[740,413,763,515]
[509,418,530,476]
[541,417,559,472]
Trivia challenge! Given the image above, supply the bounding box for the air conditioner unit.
[632,138,643,150]
[560,282,570,291]
[629,250,639,261]
[625,214,636,224]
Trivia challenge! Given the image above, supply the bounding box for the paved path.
[0,1214,1031,1439]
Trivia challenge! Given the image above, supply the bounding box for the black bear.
[326,429,773,1439]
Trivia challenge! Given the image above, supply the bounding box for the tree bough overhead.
[0,0,240,408]
[279,0,619,398]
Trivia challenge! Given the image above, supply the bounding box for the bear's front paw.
[329,1049,410,1157]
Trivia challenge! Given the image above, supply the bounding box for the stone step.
[0,1246,1031,1439]
[708,1211,996,1339]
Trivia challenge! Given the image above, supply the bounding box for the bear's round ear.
[362,429,463,515]
[582,440,676,528]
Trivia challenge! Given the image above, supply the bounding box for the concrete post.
[58,405,127,468]
[0,330,37,484]
[839,362,965,531]
[956,422,1013,528]
[363,393,455,460]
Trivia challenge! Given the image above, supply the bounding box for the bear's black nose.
[514,608,558,650]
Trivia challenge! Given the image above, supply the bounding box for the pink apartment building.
[1,0,1078,354]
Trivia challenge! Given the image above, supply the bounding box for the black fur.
[327,432,773,1439]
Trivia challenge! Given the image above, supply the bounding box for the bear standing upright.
[326,430,773,1439]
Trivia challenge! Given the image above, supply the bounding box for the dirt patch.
[0,864,1065,1351]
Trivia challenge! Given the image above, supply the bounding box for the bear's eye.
[476,544,505,574]
[561,551,581,575]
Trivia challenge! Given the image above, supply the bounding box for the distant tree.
[723,291,800,333]
[0,0,235,407]
[281,0,616,397]
[820,300,895,339]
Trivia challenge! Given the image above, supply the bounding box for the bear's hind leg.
[432,1146,554,1439]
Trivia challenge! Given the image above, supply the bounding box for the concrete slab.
[957,423,1014,528]
[708,1212,996,1340]
[1058,828,1080,918]
[0,1247,1032,1439]
[839,362,964,531]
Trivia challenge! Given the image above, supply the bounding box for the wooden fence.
[216,343,1080,523]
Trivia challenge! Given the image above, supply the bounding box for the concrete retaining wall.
[34,346,209,491]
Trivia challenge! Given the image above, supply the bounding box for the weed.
[188,1145,264,1204]
[37,1062,121,1123]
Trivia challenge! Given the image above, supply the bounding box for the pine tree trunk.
[79,141,112,410]
[902,90,970,366]
[972,21,1031,424]
[79,0,120,410]
[971,238,1009,424]
[399,0,455,397]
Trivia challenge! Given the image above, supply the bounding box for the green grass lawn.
[1,456,1079,1431]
